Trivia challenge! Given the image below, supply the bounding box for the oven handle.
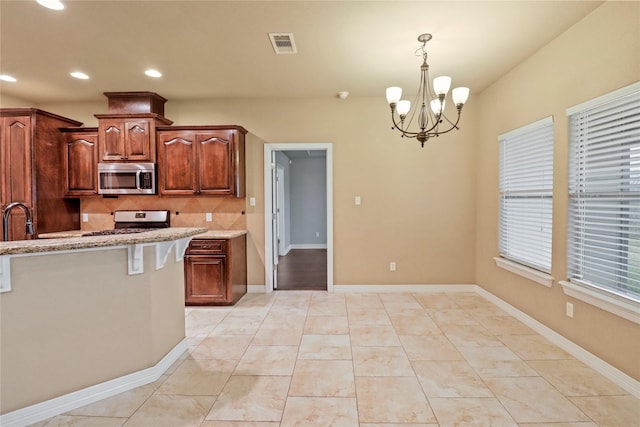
[135,171,142,191]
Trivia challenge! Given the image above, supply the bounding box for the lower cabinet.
[184,235,247,305]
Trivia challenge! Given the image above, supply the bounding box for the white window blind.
[499,117,554,273]
[567,82,640,302]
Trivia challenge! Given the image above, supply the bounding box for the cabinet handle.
[202,245,212,249]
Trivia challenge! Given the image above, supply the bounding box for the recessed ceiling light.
[36,0,65,11]
[70,71,89,80]
[0,74,17,82]
[145,69,162,78]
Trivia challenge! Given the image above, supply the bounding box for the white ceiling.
[0,0,602,104]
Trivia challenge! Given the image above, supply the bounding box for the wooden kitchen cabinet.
[156,126,246,197]
[0,109,82,240]
[95,114,172,162]
[184,235,247,305]
[61,128,98,196]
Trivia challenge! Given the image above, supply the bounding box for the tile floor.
[31,291,639,426]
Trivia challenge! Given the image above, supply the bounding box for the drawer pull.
[202,245,212,249]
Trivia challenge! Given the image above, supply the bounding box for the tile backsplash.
[80,196,247,231]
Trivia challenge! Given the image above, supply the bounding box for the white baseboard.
[247,284,266,293]
[289,244,327,250]
[0,339,187,427]
[475,287,640,399]
[333,284,476,293]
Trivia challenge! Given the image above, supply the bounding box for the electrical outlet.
[316,231,320,237]
[390,262,396,271]
[205,212,212,222]
[566,302,574,318]
[82,213,89,222]
[249,197,256,206]
[355,196,361,205]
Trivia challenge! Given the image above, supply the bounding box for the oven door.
[98,163,156,195]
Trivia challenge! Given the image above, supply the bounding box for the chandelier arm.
[389,109,420,138]
[439,110,462,129]
[426,113,462,136]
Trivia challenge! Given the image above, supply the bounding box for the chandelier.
[386,34,470,147]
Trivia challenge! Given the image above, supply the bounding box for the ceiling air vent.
[268,32,297,54]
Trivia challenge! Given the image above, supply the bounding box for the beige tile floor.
[32,291,639,427]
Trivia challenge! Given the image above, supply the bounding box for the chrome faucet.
[2,202,35,241]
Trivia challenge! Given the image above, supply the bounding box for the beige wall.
[475,1,640,381]
[0,245,185,413]
[38,95,478,287]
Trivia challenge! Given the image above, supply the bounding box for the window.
[567,82,640,303]
[499,117,554,274]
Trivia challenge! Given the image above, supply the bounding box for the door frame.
[276,164,287,256]
[263,142,333,292]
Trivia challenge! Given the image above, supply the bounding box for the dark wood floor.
[276,249,327,291]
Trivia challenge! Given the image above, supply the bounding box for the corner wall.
[475,1,640,380]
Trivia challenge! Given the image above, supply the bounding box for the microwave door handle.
[135,170,142,191]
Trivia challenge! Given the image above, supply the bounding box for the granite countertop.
[1,227,208,256]
[195,230,247,239]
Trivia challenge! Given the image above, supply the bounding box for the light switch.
[355,196,361,205]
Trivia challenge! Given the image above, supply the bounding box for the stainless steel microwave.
[97,163,156,195]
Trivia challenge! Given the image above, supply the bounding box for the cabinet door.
[64,131,98,196]
[98,119,124,161]
[184,255,228,305]
[124,119,151,161]
[1,116,33,240]
[157,130,197,195]
[196,130,235,195]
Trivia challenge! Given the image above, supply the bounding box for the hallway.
[276,249,327,291]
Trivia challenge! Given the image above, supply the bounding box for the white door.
[276,165,286,256]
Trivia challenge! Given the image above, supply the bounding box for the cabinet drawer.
[188,239,226,254]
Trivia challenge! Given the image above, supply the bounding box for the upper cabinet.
[157,126,246,197]
[61,128,98,196]
[96,115,172,162]
[95,92,172,163]
[1,109,82,240]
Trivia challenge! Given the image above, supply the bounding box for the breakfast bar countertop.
[1,227,209,256]
[38,229,247,240]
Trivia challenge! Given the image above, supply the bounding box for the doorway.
[264,143,333,292]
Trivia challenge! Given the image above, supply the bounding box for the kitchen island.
[0,227,206,427]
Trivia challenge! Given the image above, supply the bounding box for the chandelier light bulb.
[397,100,411,116]
[433,76,452,96]
[430,99,445,115]
[386,87,402,104]
[452,87,470,106]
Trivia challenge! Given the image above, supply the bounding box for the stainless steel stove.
[82,210,170,236]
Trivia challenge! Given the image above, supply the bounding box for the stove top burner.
[82,228,154,237]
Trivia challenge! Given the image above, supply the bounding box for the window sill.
[559,280,640,325]
[494,257,554,288]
